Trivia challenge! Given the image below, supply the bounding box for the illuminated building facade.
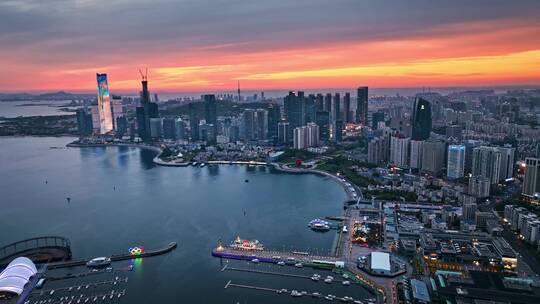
[96,73,114,134]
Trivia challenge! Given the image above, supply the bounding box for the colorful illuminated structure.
[96,73,114,134]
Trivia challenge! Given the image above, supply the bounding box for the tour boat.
[86,257,111,268]
[229,236,264,251]
[309,219,331,231]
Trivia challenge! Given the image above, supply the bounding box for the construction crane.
[139,68,148,81]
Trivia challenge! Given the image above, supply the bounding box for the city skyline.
[1,0,540,92]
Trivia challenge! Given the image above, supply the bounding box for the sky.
[1,0,540,93]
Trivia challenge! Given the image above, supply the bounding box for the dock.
[47,242,177,269]
[223,265,347,283]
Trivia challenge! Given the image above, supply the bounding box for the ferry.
[230,236,264,251]
[86,257,111,268]
[308,219,331,231]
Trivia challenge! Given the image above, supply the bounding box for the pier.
[47,242,177,269]
[223,265,347,283]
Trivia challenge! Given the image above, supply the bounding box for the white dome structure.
[0,257,37,297]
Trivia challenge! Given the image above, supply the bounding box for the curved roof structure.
[0,257,37,296]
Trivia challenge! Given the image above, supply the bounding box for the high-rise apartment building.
[447,145,466,179]
[523,158,540,199]
[390,136,410,168]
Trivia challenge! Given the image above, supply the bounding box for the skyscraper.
[293,126,307,150]
[390,135,410,168]
[343,92,352,123]
[472,146,514,184]
[316,94,324,111]
[305,94,316,123]
[189,103,199,141]
[469,176,490,198]
[334,120,343,142]
[277,121,291,144]
[372,111,385,129]
[267,104,280,140]
[284,91,305,129]
[332,93,340,123]
[162,117,176,140]
[356,87,368,125]
[447,144,466,179]
[409,140,424,170]
[315,111,330,141]
[243,109,255,140]
[75,108,93,137]
[136,74,159,141]
[324,93,332,113]
[96,73,114,134]
[203,94,217,128]
[411,97,432,140]
[421,140,446,174]
[523,158,540,199]
[255,109,268,140]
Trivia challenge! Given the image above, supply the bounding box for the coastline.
[66,141,358,202]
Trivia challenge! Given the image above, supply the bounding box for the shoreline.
[66,141,358,202]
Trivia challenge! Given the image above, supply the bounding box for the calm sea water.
[0,137,370,303]
[0,100,75,118]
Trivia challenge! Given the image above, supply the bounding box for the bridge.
[0,236,72,267]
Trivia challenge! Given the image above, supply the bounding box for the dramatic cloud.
[0,0,539,92]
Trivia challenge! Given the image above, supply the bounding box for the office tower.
[421,140,446,174]
[390,136,410,168]
[316,94,324,111]
[267,104,280,140]
[446,125,463,140]
[368,135,390,164]
[409,140,424,170]
[136,107,146,140]
[324,93,332,113]
[203,94,217,128]
[498,146,515,182]
[284,91,305,129]
[277,121,291,144]
[472,146,514,184]
[162,117,176,140]
[356,86,368,125]
[96,73,114,134]
[154,93,159,102]
[175,118,187,140]
[115,116,127,138]
[463,203,478,221]
[334,120,343,141]
[464,140,482,175]
[111,95,124,130]
[411,97,432,140]
[315,111,330,141]
[255,109,268,140]
[149,118,162,139]
[136,74,159,141]
[523,158,540,198]
[372,111,385,129]
[90,105,100,133]
[293,126,307,149]
[75,108,93,137]
[188,103,199,141]
[199,122,216,143]
[243,109,255,140]
[305,94,316,123]
[343,92,352,123]
[306,122,320,147]
[469,176,490,198]
[447,145,466,179]
[332,93,341,122]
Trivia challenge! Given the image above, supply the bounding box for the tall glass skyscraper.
[411,97,432,140]
[96,73,114,134]
[356,86,368,125]
[447,144,466,179]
